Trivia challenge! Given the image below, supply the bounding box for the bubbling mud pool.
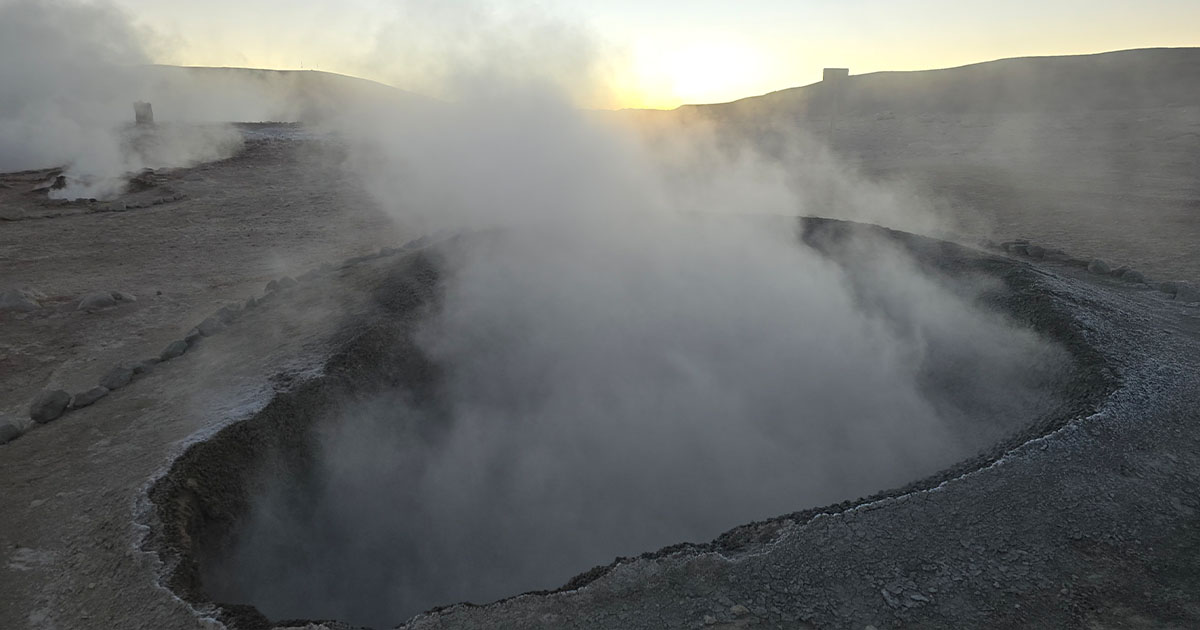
[148,218,1101,629]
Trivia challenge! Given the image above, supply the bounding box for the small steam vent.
[133,101,154,125]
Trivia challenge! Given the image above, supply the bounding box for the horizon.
[106,0,1200,109]
[155,44,1200,112]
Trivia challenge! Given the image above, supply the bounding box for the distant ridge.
[673,48,1200,120]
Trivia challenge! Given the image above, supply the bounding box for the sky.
[113,0,1200,109]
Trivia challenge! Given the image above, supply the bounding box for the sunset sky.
[113,0,1200,109]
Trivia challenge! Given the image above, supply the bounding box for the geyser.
[149,219,1086,629]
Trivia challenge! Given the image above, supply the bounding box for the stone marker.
[72,386,109,409]
[30,390,72,423]
[99,366,134,390]
[78,291,118,311]
[160,340,189,360]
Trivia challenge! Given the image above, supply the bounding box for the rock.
[0,288,39,312]
[214,305,240,324]
[1160,281,1181,295]
[1087,259,1111,275]
[71,386,109,409]
[1009,244,1029,256]
[1175,283,1200,303]
[1111,266,1129,277]
[197,316,224,336]
[78,291,118,310]
[1120,269,1146,283]
[266,279,280,292]
[30,390,72,423]
[703,615,717,626]
[244,296,259,310]
[111,291,136,302]
[278,276,298,289]
[105,201,126,212]
[159,340,189,360]
[130,358,159,374]
[729,605,750,617]
[1025,244,1045,258]
[0,420,20,444]
[184,328,202,345]
[99,366,134,390]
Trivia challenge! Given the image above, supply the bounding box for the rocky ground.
[1,123,1199,630]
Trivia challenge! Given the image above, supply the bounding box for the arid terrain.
[2,49,1199,630]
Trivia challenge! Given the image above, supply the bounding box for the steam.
[0,0,242,199]
[201,3,1071,628]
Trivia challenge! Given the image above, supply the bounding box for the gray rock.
[1111,266,1129,277]
[730,605,750,617]
[78,291,118,310]
[1087,259,1112,275]
[1121,269,1146,283]
[0,420,20,444]
[99,366,134,390]
[214,305,240,324]
[244,296,259,310]
[112,291,136,302]
[1175,283,1200,303]
[278,276,298,289]
[71,386,109,409]
[130,358,159,374]
[0,289,39,312]
[30,390,72,423]
[160,340,189,360]
[266,279,280,292]
[197,317,224,336]
[105,201,126,212]
[184,328,202,345]
[1009,244,1029,256]
[1160,281,1182,295]
[1025,245,1045,258]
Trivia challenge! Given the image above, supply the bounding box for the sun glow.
[617,38,778,109]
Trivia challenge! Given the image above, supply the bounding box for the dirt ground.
[1,116,1198,630]
[0,126,402,430]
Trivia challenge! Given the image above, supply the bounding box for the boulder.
[1087,259,1112,275]
[0,289,39,312]
[1175,283,1200,303]
[71,386,109,409]
[244,296,259,310]
[112,291,137,303]
[99,366,134,390]
[265,279,280,292]
[184,328,202,345]
[1120,269,1146,283]
[130,358,159,374]
[78,291,118,311]
[160,340,189,360]
[197,317,224,336]
[1160,281,1182,295]
[214,305,240,324]
[1009,244,1029,256]
[30,390,72,423]
[0,419,20,444]
[1025,245,1045,258]
[278,276,298,289]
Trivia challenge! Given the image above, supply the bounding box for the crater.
[146,218,1111,629]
